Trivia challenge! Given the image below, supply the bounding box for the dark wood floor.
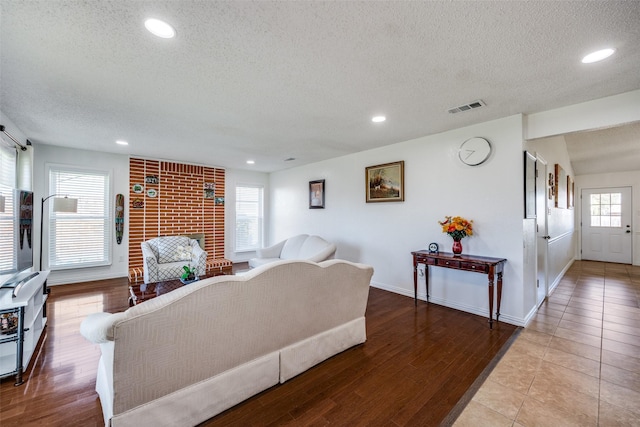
[0,274,516,426]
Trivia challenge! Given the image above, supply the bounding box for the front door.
[581,187,632,263]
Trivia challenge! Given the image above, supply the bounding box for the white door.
[581,187,632,263]
[535,155,549,306]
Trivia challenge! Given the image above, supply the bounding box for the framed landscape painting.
[365,161,404,203]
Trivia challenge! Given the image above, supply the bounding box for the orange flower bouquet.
[438,216,473,241]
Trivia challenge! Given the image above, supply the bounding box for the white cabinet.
[0,270,49,385]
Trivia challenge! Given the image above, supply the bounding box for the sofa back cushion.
[279,234,309,259]
[298,236,331,259]
[157,236,192,263]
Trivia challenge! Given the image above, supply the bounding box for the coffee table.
[129,272,225,306]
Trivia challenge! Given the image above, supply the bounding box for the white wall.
[225,168,270,263]
[577,171,640,266]
[270,115,527,325]
[34,144,130,285]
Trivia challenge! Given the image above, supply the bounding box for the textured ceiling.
[1,1,639,172]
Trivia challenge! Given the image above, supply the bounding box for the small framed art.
[309,179,325,209]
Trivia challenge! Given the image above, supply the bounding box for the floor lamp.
[39,195,78,272]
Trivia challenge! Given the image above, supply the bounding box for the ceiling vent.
[447,100,486,114]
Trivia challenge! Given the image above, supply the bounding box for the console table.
[411,251,506,329]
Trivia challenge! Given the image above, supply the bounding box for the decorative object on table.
[458,137,492,166]
[365,161,404,203]
[438,215,473,255]
[524,151,536,219]
[180,265,198,284]
[428,242,439,253]
[309,179,325,209]
[115,194,124,244]
[178,245,198,284]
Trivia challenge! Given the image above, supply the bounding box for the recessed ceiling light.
[581,48,615,64]
[372,116,386,123]
[145,18,176,39]
[246,160,255,165]
[115,140,129,146]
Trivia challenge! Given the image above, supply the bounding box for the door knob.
[627,230,631,233]
[543,235,551,240]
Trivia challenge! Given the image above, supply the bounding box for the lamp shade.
[0,194,5,213]
[52,197,78,213]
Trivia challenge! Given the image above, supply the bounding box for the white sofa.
[248,234,336,269]
[141,236,207,283]
[80,259,373,427]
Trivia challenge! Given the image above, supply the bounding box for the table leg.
[496,272,503,321]
[413,262,418,306]
[488,273,494,329]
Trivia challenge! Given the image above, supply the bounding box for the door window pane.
[589,193,621,228]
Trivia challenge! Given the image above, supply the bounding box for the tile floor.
[454,260,640,426]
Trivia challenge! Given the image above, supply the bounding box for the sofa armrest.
[256,239,286,259]
[141,242,159,283]
[80,312,127,344]
[307,243,337,263]
[190,240,207,276]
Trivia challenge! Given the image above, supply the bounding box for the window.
[0,142,17,273]
[590,192,622,227]
[235,185,263,252]
[47,166,111,269]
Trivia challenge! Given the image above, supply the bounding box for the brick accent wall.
[129,158,225,271]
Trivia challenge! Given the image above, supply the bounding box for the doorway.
[535,155,549,306]
[581,187,632,263]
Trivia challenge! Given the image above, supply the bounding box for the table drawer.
[416,256,436,265]
[437,259,460,268]
[460,262,488,273]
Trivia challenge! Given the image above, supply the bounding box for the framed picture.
[365,161,404,203]
[524,152,536,218]
[567,176,574,209]
[309,179,325,209]
[555,164,567,209]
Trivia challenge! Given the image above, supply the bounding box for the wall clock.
[458,137,492,166]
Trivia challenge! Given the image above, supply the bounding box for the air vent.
[448,99,486,114]
[284,157,296,162]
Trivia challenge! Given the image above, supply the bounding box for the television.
[0,189,35,290]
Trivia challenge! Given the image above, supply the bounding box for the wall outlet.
[119,256,124,262]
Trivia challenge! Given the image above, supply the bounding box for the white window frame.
[235,184,264,253]
[0,141,17,274]
[46,164,112,270]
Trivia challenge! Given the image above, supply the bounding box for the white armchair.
[141,236,207,283]
[248,234,336,269]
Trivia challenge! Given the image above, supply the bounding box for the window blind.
[235,185,263,252]
[47,166,111,269]
[0,142,17,273]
